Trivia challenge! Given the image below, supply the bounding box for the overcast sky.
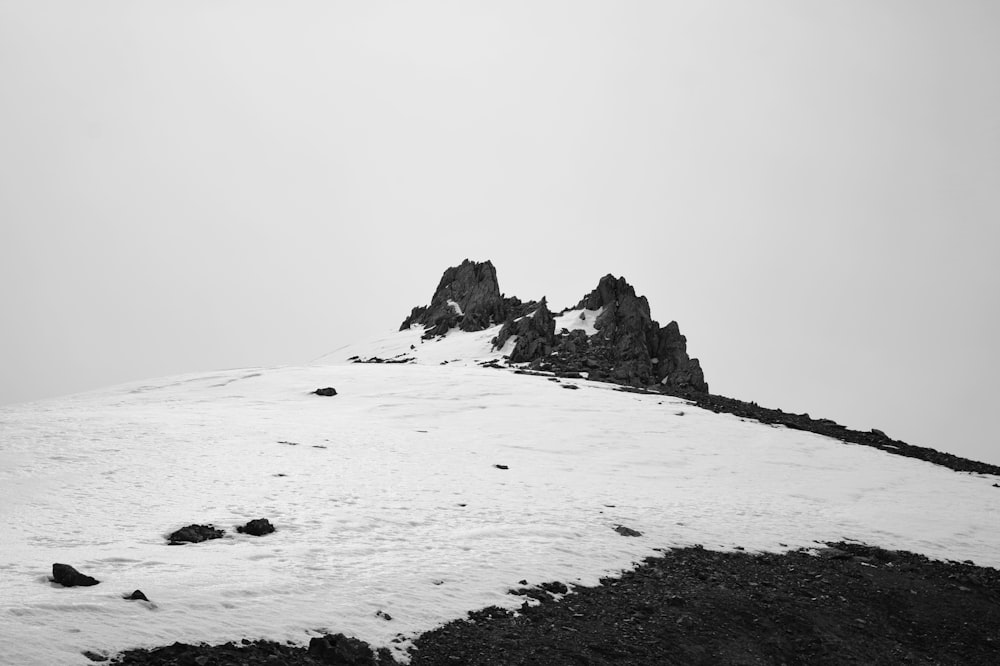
[2,1,998,464]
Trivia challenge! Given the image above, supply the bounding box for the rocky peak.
[576,274,654,340]
[563,274,707,392]
[400,260,509,337]
[399,262,708,393]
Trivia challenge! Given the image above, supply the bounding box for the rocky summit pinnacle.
[571,274,707,392]
[401,261,708,393]
[399,259,534,337]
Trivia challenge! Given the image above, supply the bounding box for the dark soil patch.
[109,542,1000,665]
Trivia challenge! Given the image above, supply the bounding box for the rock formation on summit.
[399,260,534,337]
[570,275,707,392]
[492,298,557,364]
[401,260,708,393]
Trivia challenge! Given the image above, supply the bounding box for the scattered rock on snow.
[313,387,338,397]
[167,524,225,545]
[494,464,509,470]
[123,590,149,602]
[237,518,275,537]
[51,563,100,587]
[81,650,108,662]
[614,525,643,537]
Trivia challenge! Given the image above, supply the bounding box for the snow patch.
[1,359,997,664]
[554,308,603,337]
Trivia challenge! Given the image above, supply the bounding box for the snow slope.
[1,328,998,664]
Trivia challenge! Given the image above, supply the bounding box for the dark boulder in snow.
[51,563,100,587]
[313,387,338,396]
[614,525,643,537]
[123,589,149,601]
[237,518,275,536]
[167,524,224,545]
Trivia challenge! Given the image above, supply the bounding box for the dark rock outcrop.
[313,387,338,396]
[123,590,149,601]
[492,298,556,363]
[400,262,707,390]
[570,274,707,391]
[654,321,707,392]
[51,563,100,587]
[307,633,379,665]
[400,260,510,337]
[167,524,224,545]
[490,274,707,392]
[237,518,275,537]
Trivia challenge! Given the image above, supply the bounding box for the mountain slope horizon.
[344,258,1000,477]
[2,260,998,664]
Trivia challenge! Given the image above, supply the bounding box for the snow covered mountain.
[1,261,997,665]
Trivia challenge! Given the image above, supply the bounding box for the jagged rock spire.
[400,259,521,337]
[574,274,707,392]
[492,298,556,363]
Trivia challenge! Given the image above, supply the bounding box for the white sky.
[1,1,998,463]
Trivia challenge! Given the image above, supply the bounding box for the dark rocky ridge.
[409,261,1000,476]
[561,274,706,391]
[671,389,1000,476]
[402,260,708,393]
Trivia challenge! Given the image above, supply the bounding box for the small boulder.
[313,387,338,397]
[167,524,225,545]
[123,590,149,601]
[237,518,275,537]
[613,525,643,537]
[494,464,509,470]
[51,563,100,587]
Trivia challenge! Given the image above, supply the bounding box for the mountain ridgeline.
[400,259,708,393]
[396,260,1000,477]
